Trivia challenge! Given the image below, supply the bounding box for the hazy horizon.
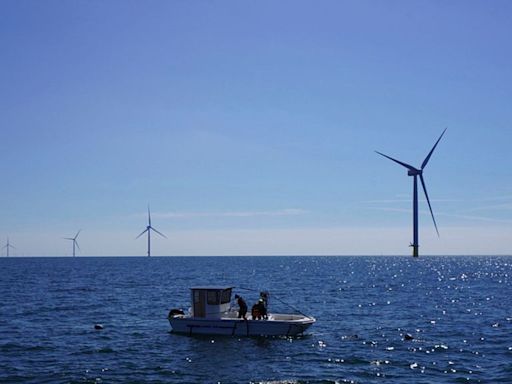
[1,1,511,256]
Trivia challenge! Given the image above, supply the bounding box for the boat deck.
[219,310,311,322]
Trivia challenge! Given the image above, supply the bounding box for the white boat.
[168,286,315,337]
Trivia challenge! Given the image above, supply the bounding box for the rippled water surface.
[1,256,511,383]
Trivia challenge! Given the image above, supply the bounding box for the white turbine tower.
[64,230,81,257]
[136,206,166,257]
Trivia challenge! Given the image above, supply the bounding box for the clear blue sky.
[1,0,511,256]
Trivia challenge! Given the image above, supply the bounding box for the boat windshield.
[206,288,232,305]
[220,288,231,304]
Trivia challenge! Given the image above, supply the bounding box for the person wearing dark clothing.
[251,299,267,320]
[251,303,259,320]
[234,294,247,320]
[259,299,268,319]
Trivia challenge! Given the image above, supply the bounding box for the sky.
[1,0,511,256]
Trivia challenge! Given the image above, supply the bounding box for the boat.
[168,286,315,337]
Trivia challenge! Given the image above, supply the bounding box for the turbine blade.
[375,151,417,172]
[420,174,439,237]
[74,230,81,240]
[148,205,152,227]
[136,228,148,239]
[421,128,447,170]
[151,227,167,239]
[75,241,81,251]
[64,237,74,240]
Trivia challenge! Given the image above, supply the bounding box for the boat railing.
[237,287,313,320]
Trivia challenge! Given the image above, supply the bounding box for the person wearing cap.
[234,294,247,320]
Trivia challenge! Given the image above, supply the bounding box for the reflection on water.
[0,256,511,383]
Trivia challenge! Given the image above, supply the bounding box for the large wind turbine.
[3,237,15,257]
[136,206,167,257]
[64,230,81,257]
[376,128,446,257]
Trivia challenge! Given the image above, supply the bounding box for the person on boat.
[251,298,267,320]
[234,294,247,320]
[251,303,260,320]
[259,298,268,319]
[259,291,269,308]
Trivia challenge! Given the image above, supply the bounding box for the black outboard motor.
[168,308,185,319]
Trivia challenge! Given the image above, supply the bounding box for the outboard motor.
[168,308,185,319]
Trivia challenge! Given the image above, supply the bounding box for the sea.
[1,256,511,384]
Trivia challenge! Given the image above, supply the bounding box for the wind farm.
[2,3,512,383]
[1,206,170,257]
[376,128,447,257]
[64,230,81,257]
[136,206,167,257]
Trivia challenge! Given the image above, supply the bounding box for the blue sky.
[1,0,511,256]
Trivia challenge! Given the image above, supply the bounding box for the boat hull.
[169,314,315,337]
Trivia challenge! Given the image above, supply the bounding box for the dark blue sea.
[1,256,511,383]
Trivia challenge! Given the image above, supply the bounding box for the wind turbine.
[64,230,81,257]
[3,237,15,257]
[376,128,446,257]
[136,206,167,257]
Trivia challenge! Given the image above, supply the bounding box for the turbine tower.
[3,237,15,257]
[136,206,167,257]
[64,230,81,257]
[376,128,446,257]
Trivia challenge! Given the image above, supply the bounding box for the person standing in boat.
[234,294,247,320]
[259,298,268,319]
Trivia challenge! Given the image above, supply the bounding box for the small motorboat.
[168,286,315,337]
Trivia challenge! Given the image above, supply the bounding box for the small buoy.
[94,324,104,330]
[404,333,414,340]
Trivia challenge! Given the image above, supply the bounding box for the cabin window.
[220,289,231,304]
[207,291,219,305]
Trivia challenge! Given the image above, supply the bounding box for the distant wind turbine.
[3,237,15,257]
[136,206,167,257]
[376,128,447,257]
[64,230,81,257]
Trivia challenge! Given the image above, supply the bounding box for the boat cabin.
[190,286,233,318]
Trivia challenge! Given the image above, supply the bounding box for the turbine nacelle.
[407,168,422,176]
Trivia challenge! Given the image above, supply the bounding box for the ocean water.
[0,256,511,384]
